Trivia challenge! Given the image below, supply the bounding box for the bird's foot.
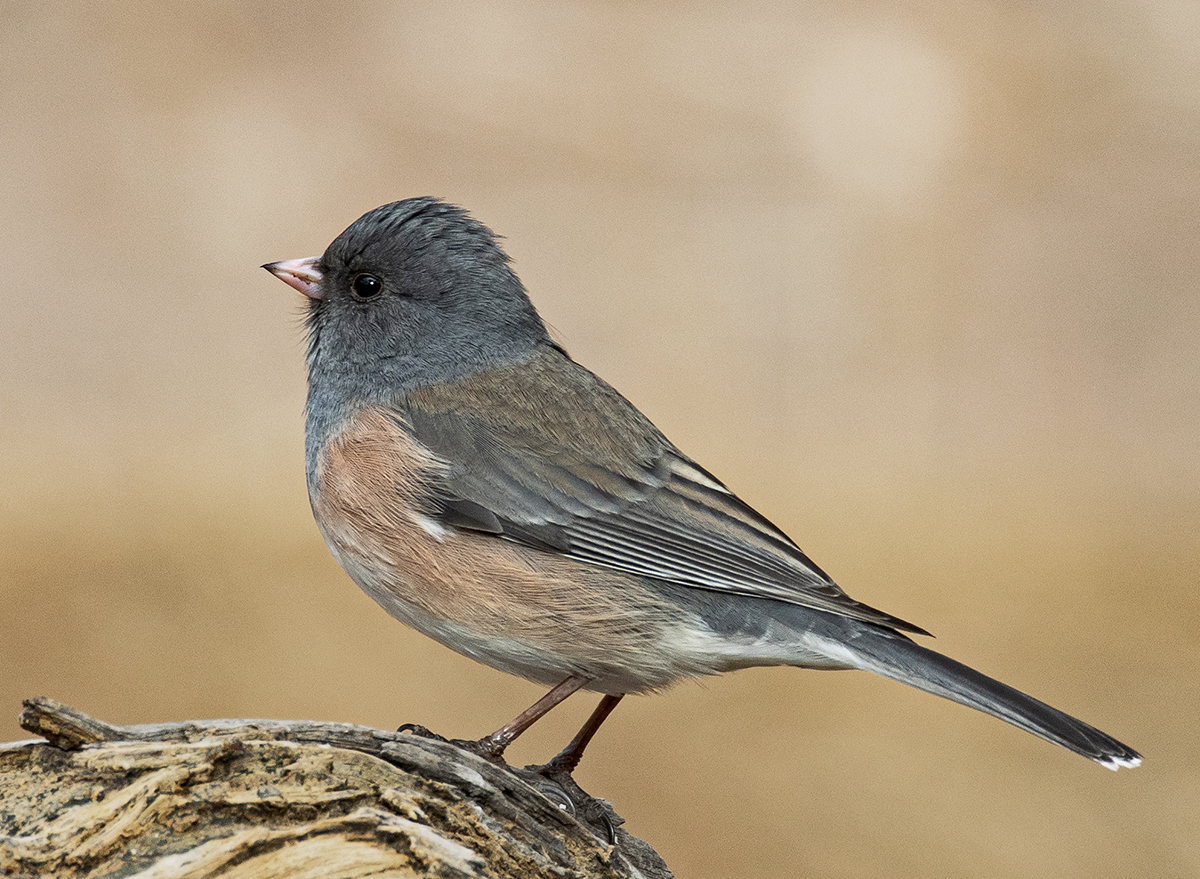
[524,759,619,844]
[397,723,511,765]
[396,723,616,841]
[395,722,447,743]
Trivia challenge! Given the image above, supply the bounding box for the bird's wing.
[401,345,927,635]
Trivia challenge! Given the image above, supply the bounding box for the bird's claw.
[396,722,450,743]
[526,761,619,845]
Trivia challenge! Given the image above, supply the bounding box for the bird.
[263,197,1140,779]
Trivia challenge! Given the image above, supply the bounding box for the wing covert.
[402,347,928,635]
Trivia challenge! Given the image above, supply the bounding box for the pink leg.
[471,675,590,761]
[547,693,624,773]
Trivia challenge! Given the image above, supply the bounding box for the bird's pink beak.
[263,256,324,300]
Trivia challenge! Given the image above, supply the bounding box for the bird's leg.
[525,693,626,843]
[545,693,624,773]
[457,675,590,763]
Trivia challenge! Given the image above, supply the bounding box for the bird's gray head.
[268,198,550,405]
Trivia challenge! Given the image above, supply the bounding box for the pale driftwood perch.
[1,698,672,878]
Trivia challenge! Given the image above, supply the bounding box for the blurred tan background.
[2,2,1196,876]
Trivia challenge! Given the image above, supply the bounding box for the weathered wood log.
[1,698,673,878]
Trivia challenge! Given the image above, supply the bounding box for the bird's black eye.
[351,274,383,299]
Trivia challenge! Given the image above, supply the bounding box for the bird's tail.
[823,623,1141,769]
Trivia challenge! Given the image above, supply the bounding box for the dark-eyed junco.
[264,197,1140,776]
